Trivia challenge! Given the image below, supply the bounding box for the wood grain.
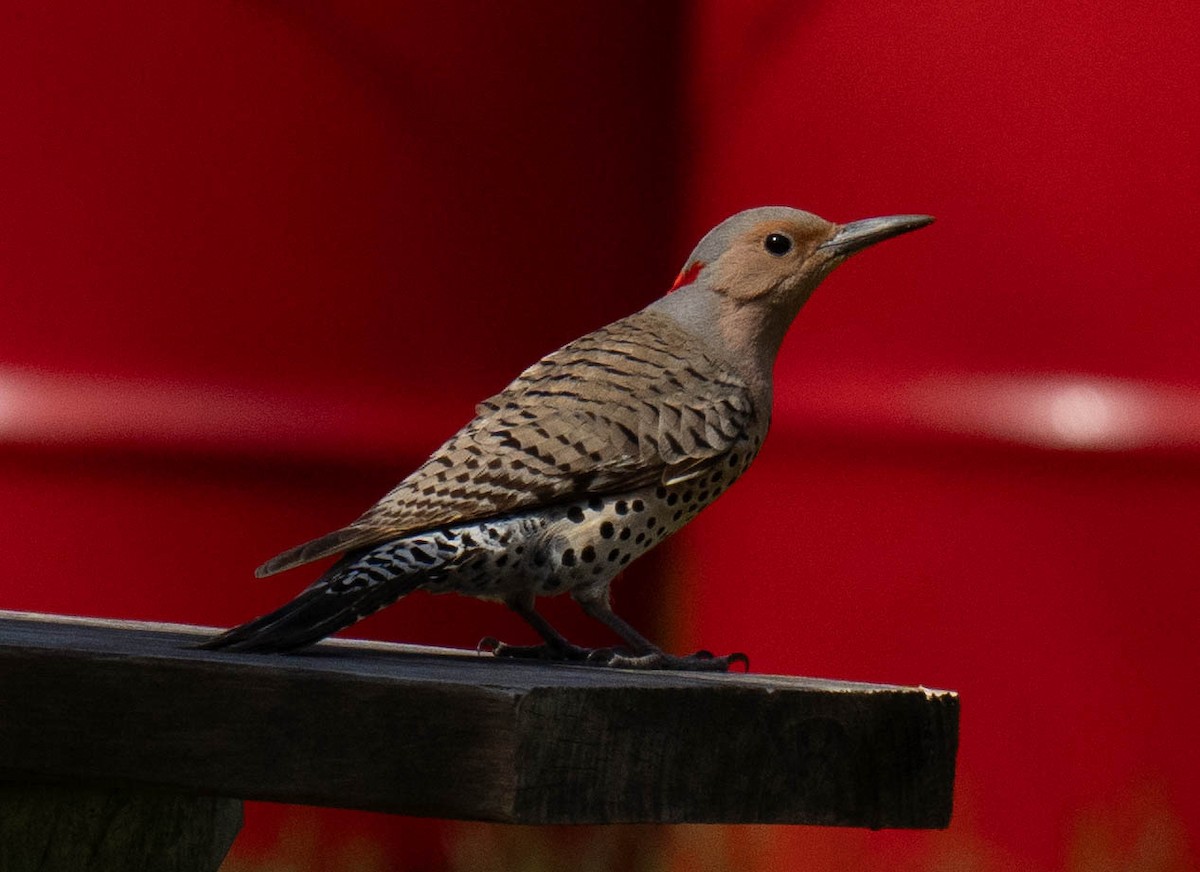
[0,611,957,827]
[0,783,241,872]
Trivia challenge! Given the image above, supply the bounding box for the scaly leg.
[482,592,615,662]
[574,589,749,672]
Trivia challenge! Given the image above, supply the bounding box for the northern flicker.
[201,206,933,669]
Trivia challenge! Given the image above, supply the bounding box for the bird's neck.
[647,285,784,411]
[715,297,790,407]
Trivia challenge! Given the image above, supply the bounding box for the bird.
[200,206,933,670]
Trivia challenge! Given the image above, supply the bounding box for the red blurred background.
[2,1,1197,870]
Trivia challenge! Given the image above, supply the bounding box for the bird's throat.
[716,297,786,410]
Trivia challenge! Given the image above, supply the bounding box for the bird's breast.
[518,434,765,596]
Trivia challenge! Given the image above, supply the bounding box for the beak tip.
[823,212,936,256]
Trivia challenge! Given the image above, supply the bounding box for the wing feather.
[257,310,759,576]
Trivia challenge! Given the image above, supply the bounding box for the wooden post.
[0,609,957,862]
[0,784,241,872]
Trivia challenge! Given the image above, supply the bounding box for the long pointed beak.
[820,214,935,257]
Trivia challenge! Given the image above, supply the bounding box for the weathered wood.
[0,610,957,827]
[0,783,241,872]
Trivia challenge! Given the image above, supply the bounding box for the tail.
[198,550,423,653]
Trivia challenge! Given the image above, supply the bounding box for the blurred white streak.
[963,377,1148,450]
[0,369,32,439]
[0,365,456,463]
[775,368,1200,455]
[910,374,1198,452]
[8,364,1200,460]
[1047,383,1122,447]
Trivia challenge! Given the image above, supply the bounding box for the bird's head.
[670,206,933,312]
[651,206,933,400]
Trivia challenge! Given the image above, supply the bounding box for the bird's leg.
[573,590,749,672]
[481,594,601,662]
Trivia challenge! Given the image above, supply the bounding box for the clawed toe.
[480,635,748,672]
[583,646,624,665]
[601,648,750,672]
[717,651,751,672]
[482,637,595,662]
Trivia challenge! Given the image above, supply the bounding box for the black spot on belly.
[567,506,585,523]
[607,548,620,562]
[562,548,577,567]
[618,528,631,541]
[615,500,628,515]
[667,492,678,506]
[600,521,614,539]
[632,499,645,512]
[581,545,596,563]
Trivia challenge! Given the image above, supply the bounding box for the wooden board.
[0,610,957,827]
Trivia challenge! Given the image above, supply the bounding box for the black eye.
[764,233,793,256]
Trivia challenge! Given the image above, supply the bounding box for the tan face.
[707,217,839,304]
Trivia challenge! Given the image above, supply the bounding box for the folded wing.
[256,310,758,577]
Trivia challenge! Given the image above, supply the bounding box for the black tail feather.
[198,562,422,653]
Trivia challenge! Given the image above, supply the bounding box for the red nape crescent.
[669,261,704,293]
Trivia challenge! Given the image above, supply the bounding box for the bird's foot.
[478,637,748,672]
[478,636,610,662]
[585,647,749,672]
